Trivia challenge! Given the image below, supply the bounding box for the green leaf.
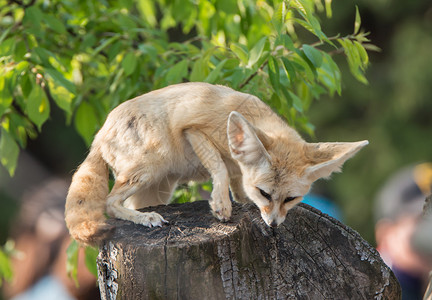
[33,47,53,67]
[272,1,287,33]
[0,38,15,56]
[339,39,368,84]
[293,18,332,46]
[267,56,280,91]
[318,54,341,96]
[325,0,332,18]
[44,14,67,34]
[292,51,315,83]
[137,0,157,27]
[354,6,361,35]
[292,0,309,19]
[269,92,282,110]
[354,41,369,69]
[190,58,209,82]
[172,0,195,22]
[197,1,215,35]
[122,52,137,76]
[138,44,158,61]
[92,36,120,57]
[281,57,296,83]
[84,246,99,278]
[227,69,246,89]
[117,13,139,30]
[230,43,248,65]
[224,58,240,70]
[0,248,13,286]
[23,6,43,27]
[279,65,290,88]
[14,40,27,61]
[0,129,19,177]
[165,60,188,84]
[9,113,35,148]
[248,37,267,68]
[27,84,50,131]
[15,61,30,74]
[74,102,98,146]
[328,58,341,95]
[205,59,227,83]
[66,239,79,287]
[48,80,73,115]
[44,68,76,94]
[363,44,382,52]
[182,7,198,34]
[278,35,294,51]
[308,15,322,35]
[0,76,13,118]
[301,121,315,137]
[0,26,12,45]
[288,91,303,113]
[81,34,97,50]
[215,0,238,15]
[302,45,323,68]
[107,41,123,62]
[20,73,33,98]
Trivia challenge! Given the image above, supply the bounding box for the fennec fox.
[65,82,368,245]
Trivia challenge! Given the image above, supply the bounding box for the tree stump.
[97,201,401,299]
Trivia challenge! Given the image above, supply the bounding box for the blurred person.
[412,194,432,300]
[3,178,100,300]
[0,153,100,300]
[375,163,432,300]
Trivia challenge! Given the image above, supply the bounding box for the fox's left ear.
[227,111,271,165]
[303,140,369,182]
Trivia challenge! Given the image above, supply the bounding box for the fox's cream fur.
[65,82,368,245]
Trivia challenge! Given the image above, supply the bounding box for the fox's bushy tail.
[65,146,113,246]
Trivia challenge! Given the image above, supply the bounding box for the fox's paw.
[210,199,232,222]
[136,212,168,227]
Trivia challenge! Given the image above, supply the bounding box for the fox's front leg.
[184,129,232,222]
[229,175,250,204]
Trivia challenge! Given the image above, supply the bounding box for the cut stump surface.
[97,201,401,300]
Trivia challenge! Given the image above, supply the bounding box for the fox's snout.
[262,214,285,228]
[260,209,286,228]
[269,220,278,228]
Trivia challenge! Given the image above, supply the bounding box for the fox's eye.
[257,187,272,201]
[284,196,297,203]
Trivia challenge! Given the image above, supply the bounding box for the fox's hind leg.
[184,129,232,222]
[124,175,179,209]
[106,173,169,227]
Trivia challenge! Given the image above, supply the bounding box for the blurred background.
[0,0,431,299]
[309,0,432,243]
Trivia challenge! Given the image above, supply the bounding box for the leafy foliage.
[66,239,99,285]
[0,241,16,286]
[0,0,373,176]
[66,239,80,286]
[0,249,12,286]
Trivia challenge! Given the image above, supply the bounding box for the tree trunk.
[97,201,401,300]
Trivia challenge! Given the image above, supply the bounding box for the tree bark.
[97,201,401,300]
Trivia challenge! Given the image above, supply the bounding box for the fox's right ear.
[227,111,270,165]
[303,140,369,182]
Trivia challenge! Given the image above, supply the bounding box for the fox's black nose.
[270,221,278,227]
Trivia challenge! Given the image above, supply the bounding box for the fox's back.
[93,82,301,173]
[98,82,275,141]
[135,82,268,130]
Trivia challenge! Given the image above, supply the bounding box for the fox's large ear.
[227,111,271,165]
[303,140,369,182]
